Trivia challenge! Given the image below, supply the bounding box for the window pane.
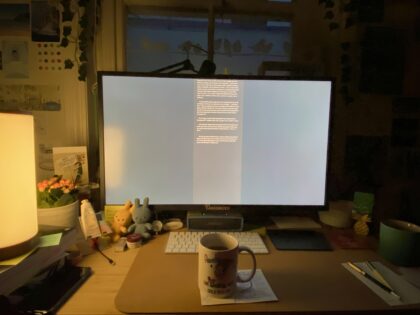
[213,18,291,75]
[126,15,291,75]
[126,15,208,73]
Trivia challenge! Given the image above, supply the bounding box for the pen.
[347,262,401,300]
[366,261,393,289]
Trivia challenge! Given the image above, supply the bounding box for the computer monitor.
[98,73,333,213]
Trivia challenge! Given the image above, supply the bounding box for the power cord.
[91,238,116,265]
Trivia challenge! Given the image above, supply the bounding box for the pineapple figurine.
[353,214,371,236]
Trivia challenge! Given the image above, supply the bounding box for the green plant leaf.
[324,11,334,20]
[344,1,357,12]
[329,22,339,30]
[38,200,52,208]
[64,59,74,69]
[79,29,87,41]
[342,66,352,75]
[54,194,75,207]
[79,14,88,28]
[341,73,350,82]
[78,62,87,81]
[341,42,350,50]
[340,85,349,95]
[63,26,72,37]
[325,0,335,8]
[79,51,87,62]
[62,8,74,22]
[341,54,350,65]
[60,37,69,47]
[50,188,63,200]
[345,17,355,28]
[344,95,354,105]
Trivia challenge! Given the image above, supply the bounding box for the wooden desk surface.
[58,245,139,315]
[59,232,420,315]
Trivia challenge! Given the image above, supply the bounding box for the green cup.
[379,219,420,266]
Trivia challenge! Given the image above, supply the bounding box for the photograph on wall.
[2,40,29,78]
[53,146,89,186]
[0,3,30,36]
[0,84,61,111]
[31,0,60,42]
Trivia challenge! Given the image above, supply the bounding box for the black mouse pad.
[268,229,332,250]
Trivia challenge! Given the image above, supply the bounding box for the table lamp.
[0,112,39,261]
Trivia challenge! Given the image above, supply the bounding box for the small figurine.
[151,220,163,235]
[111,200,133,242]
[353,213,371,236]
[128,197,153,240]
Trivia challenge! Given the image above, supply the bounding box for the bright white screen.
[101,75,331,206]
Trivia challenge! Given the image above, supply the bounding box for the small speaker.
[187,211,243,231]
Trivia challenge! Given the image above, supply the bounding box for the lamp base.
[0,234,39,261]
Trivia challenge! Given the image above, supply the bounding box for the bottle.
[80,199,102,239]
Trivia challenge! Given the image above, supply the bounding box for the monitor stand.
[187,210,244,231]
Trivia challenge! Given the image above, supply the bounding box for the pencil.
[347,262,400,300]
[366,261,393,289]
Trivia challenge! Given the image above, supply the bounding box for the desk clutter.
[57,197,419,313]
[103,197,180,248]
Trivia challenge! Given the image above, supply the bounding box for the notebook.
[268,229,332,250]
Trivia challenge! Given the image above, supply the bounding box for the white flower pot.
[37,200,80,228]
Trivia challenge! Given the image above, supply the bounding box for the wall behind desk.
[0,1,88,181]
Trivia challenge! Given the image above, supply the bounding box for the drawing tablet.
[268,229,332,250]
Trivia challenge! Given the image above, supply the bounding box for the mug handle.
[236,246,257,283]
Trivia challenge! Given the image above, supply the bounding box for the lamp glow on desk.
[0,112,39,261]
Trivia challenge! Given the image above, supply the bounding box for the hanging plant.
[59,0,92,81]
[319,0,358,105]
[319,0,385,105]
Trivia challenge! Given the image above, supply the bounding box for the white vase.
[37,200,80,228]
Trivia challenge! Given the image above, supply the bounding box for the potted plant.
[37,175,80,227]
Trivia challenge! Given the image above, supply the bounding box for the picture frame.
[52,146,89,185]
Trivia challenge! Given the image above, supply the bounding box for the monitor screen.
[98,73,332,210]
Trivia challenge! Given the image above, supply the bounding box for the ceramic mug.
[198,232,257,298]
[379,219,420,266]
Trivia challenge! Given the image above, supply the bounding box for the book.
[0,227,78,296]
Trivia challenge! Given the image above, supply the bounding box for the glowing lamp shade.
[0,113,38,260]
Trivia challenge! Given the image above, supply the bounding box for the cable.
[92,238,116,265]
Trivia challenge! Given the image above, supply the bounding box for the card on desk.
[200,269,278,306]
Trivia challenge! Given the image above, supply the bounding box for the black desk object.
[7,260,91,315]
[268,229,332,250]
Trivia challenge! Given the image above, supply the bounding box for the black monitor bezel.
[97,71,335,214]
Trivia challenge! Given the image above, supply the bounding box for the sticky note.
[39,232,62,247]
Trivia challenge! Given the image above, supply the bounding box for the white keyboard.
[165,231,269,254]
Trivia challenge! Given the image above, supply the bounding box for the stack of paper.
[0,227,78,295]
